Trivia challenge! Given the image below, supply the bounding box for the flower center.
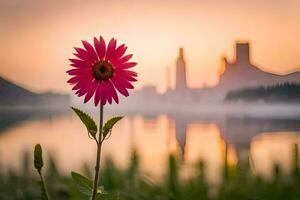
[92,61,114,81]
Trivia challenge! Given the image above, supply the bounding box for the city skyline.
[127,42,300,107]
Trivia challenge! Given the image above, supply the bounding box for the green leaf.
[102,116,123,140]
[34,144,44,174]
[71,171,93,196]
[72,107,98,140]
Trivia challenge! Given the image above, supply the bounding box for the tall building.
[175,48,187,91]
[235,42,250,65]
[218,42,300,93]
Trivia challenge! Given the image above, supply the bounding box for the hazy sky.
[0,0,299,93]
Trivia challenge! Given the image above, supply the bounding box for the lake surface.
[0,108,300,186]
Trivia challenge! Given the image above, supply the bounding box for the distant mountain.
[225,82,300,103]
[0,76,69,107]
[0,76,38,104]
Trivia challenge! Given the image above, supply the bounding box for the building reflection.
[183,123,225,185]
[128,113,300,184]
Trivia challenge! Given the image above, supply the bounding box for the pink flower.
[67,36,137,105]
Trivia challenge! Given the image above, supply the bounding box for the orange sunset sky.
[0,0,299,93]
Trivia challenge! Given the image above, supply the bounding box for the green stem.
[92,104,104,200]
[39,172,49,200]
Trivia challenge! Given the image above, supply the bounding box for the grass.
[1,146,300,200]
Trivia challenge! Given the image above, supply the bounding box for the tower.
[166,66,171,90]
[235,42,250,65]
[175,48,187,91]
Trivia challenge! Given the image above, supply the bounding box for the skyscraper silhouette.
[175,48,187,92]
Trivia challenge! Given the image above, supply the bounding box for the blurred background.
[0,0,300,199]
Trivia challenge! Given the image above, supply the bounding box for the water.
[0,109,300,186]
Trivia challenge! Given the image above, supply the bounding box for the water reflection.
[183,123,224,185]
[0,110,300,184]
[0,109,68,132]
[251,132,300,179]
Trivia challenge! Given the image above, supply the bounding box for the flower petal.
[82,40,98,63]
[117,54,133,64]
[72,81,90,91]
[126,70,138,77]
[94,36,106,60]
[104,81,114,104]
[69,59,91,68]
[66,68,90,75]
[111,76,129,97]
[115,70,137,82]
[118,62,137,69]
[67,74,92,84]
[112,44,127,61]
[94,84,102,106]
[107,81,119,103]
[105,38,117,61]
[84,81,97,103]
[117,77,134,89]
[74,48,91,62]
[75,87,88,97]
[100,82,108,105]
[115,69,137,76]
